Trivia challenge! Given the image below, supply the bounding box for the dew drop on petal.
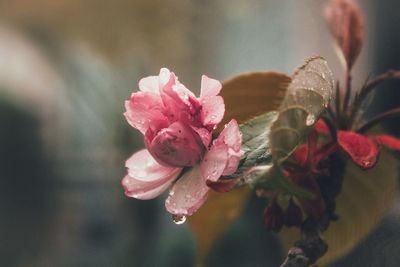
[306,114,316,126]
[172,214,187,225]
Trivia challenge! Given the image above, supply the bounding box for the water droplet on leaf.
[306,114,315,126]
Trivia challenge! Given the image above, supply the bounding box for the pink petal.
[160,77,201,124]
[201,95,225,127]
[125,149,182,182]
[159,68,173,87]
[165,166,209,216]
[222,148,242,176]
[337,131,379,169]
[138,76,160,93]
[374,135,400,150]
[217,119,242,151]
[200,75,222,99]
[122,175,175,200]
[214,119,243,176]
[146,121,203,167]
[201,142,229,182]
[124,91,168,134]
[191,126,212,147]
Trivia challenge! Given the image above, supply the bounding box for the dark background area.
[0,0,399,266]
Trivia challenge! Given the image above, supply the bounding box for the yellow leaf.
[188,71,291,265]
[188,187,251,265]
[220,72,291,125]
[279,149,398,266]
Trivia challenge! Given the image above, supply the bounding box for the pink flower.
[122,68,243,216]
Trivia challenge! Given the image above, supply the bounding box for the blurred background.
[0,0,399,266]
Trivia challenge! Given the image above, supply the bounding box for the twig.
[280,217,329,267]
[358,70,400,102]
[357,107,400,133]
[342,68,352,115]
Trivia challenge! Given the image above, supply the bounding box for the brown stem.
[351,70,400,127]
[280,217,329,267]
[358,70,400,103]
[334,82,341,124]
[357,107,400,133]
[342,68,352,115]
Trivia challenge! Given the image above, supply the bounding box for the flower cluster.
[122,68,243,217]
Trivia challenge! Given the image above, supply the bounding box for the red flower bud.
[263,200,284,232]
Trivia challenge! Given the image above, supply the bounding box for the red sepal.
[263,200,284,232]
[374,135,400,150]
[293,144,309,167]
[315,119,331,136]
[337,131,379,170]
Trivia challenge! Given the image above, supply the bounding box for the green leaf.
[270,56,334,165]
[232,111,278,178]
[251,166,315,199]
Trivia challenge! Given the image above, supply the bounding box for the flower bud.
[263,200,284,232]
[147,121,204,167]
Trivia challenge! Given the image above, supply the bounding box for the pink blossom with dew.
[122,68,243,218]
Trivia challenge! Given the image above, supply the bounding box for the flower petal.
[147,121,203,167]
[122,175,174,200]
[138,76,160,93]
[215,119,243,176]
[201,95,225,127]
[201,142,229,182]
[221,149,242,176]
[125,149,182,182]
[159,68,173,87]
[165,166,209,216]
[315,119,330,135]
[217,119,242,151]
[160,79,201,124]
[124,91,168,134]
[337,131,379,169]
[374,135,400,150]
[191,126,212,148]
[200,75,222,99]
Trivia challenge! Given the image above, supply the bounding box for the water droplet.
[362,159,372,167]
[169,191,175,196]
[172,215,187,225]
[306,114,315,126]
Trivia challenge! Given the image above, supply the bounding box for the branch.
[357,107,400,133]
[280,217,329,267]
[357,70,400,106]
[342,68,352,115]
[349,70,400,128]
